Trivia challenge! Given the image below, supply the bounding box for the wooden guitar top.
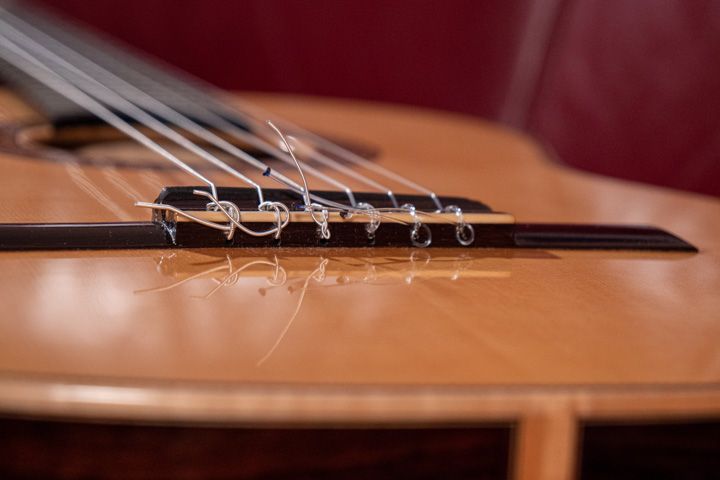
[0,91,718,478]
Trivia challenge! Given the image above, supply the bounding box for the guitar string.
[0,10,369,212]
[0,8,473,244]
[0,15,332,233]
[0,13,267,204]
[215,104,445,211]
[0,33,216,198]
[0,44,462,248]
[0,9,373,209]
[12,3,438,210]
[0,31,297,239]
[0,31,414,235]
[12,3,468,231]
[2,6,397,209]
[139,56,446,211]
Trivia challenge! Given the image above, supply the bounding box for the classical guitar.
[0,2,718,479]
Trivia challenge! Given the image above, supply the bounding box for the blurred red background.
[32,0,720,196]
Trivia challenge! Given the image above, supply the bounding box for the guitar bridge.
[142,187,516,248]
[0,185,696,251]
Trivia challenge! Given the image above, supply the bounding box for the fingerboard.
[0,2,228,127]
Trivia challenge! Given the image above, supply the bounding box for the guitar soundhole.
[0,418,513,479]
[6,121,380,171]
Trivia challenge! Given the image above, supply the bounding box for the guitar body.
[0,90,719,479]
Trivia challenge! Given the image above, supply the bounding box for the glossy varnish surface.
[0,247,717,387]
[0,91,719,478]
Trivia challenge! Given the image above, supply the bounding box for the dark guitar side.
[2,416,718,479]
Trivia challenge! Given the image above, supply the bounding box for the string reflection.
[135,250,511,365]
